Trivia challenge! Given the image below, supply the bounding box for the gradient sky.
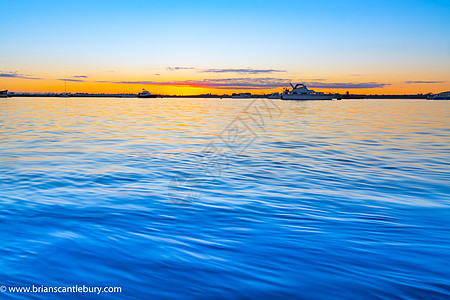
[1,0,449,95]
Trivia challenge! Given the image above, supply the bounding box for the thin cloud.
[202,78,290,89]
[404,80,444,84]
[166,67,286,75]
[0,71,41,80]
[98,78,290,89]
[73,75,88,78]
[304,78,327,81]
[200,68,286,74]
[58,78,86,82]
[97,78,389,90]
[305,81,390,89]
[167,67,195,71]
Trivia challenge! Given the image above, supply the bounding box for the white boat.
[281,84,333,100]
[428,91,450,100]
[0,90,8,98]
[138,89,158,98]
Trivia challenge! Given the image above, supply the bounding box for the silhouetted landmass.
[363,94,430,99]
[5,92,433,99]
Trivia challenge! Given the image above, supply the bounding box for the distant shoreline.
[2,93,433,99]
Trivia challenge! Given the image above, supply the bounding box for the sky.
[1,0,450,95]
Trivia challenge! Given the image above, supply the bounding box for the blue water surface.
[0,98,449,299]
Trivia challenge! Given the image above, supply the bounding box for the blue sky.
[1,0,449,93]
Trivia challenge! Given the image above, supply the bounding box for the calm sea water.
[0,97,449,299]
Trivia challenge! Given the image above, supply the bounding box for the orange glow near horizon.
[1,76,449,96]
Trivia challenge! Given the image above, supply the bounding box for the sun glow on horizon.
[1,75,448,96]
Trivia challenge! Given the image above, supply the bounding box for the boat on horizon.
[281,84,334,100]
[0,90,8,98]
[138,89,158,98]
[428,91,450,100]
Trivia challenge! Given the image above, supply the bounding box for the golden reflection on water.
[1,98,449,154]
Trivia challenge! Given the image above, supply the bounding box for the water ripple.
[0,98,449,299]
